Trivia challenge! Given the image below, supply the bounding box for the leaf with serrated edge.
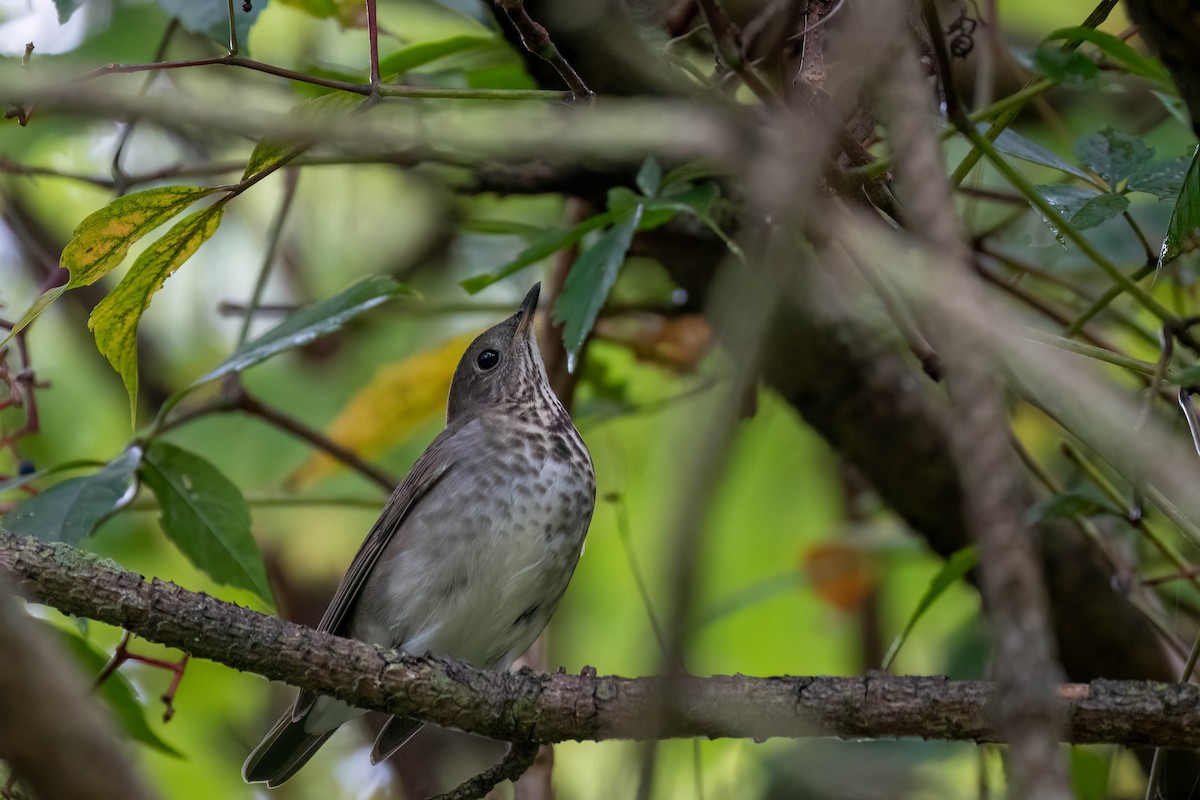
[991,126,1092,180]
[0,448,141,545]
[882,546,977,670]
[1075,127,1155,187]
[141,441,271,602]
[554,206,643,368]
[2,186,215,344]
[50,623,181,755]
[90,203,226,426]
[194,275,416,387]
[1160,146,1200,269]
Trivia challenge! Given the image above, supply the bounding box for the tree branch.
[4,531,1200,749]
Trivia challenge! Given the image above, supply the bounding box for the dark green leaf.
[1074,127,1155,187]
[1160,146,1200,268]
[52,0,88,23]
[49,624,181,756]
[0,448,141,545]
[1031,45,1099,85]
[2,186,216,344]
[1154,90,1192,129]
[196,275,415,385]
[1044,27,1171,84]
[1127,156,1190,200]
[1025,493,1114,523]
[90,202,227,426]
[1171,363,1200,387]
[636,158,662,197]
[990,126,1091,180]
[1034,185,1129,238]
[156,0,265,54]
[882,546,977,670]
[553,206,643,368]
[460,219,545,238]
[378,34,497,77]
[141,441,271,602]
[0,459,108,496]
[460,210,622,294]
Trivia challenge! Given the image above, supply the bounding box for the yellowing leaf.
[90,202,227,426]
[289,332,477,487]
[3,186,216,342]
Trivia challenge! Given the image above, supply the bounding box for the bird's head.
[447,283,554,422]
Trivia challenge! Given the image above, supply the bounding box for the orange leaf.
[801,542,876,612]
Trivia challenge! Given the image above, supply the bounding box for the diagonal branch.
[4,531,1200,749]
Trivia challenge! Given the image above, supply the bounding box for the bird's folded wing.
[291,426,459,720]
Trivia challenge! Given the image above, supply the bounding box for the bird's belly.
[354,455,593,668]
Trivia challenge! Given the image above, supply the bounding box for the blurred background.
[1,0,1194,797]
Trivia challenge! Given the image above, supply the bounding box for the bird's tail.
[243,708,337,788]
[370,716,423,765]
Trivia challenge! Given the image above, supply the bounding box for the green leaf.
[140,441,271,602]
[0,459,109,496]
[243,92,362,180]
[194,275,416,386]
[1034,185,1129,238]
[882,546,977,671]
[990,126,1092,181]
[156,0,266,54]
[553,206,643,368]
[460,210,622,294]
[378,34,497,77]
[636,158,662,197]
[1127,156,1190,200]
[1070,747,1114,800]
[90,202,227,427]
[1160,146,1200,269]
[1045,27,1172,84]
[1075,127,1155,187]
[1031,45,1099,85]
[52,0,88,23]
[1154,90,1192,129]
[3,186,216,343]
[0,448,141,545]
[1025,493,1115,523]
[49,624,181,756]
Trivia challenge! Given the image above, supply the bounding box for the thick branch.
[3,531,1200,748]
[0,577,157,800]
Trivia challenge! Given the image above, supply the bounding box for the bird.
[243,283,595,787]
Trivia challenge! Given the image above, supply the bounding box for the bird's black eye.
[477,349,500,370]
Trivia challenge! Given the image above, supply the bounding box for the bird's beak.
[512,282,540,342]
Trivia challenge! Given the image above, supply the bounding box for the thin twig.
[495,0,594,101]
[237,169,299,347]
[426,742,540,800]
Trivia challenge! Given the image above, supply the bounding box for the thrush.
[243,283,595,786]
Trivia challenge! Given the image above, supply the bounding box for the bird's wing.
[291,425,461,720]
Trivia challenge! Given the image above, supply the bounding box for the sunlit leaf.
[1044,27,1171,84]
[140,441,272,602]
[1160,146,1200,269]
[378,34,497,77]
[90,202,227,426]
[554,206,643,368]
[243,93,362,180]
[1025,493,1115,523]
[49,623,181,756]
[882,546,977,671]
[289,332,477,487]
[990,126,1091,181]
[3,186,216,343]
[460,210,622,294]
[0,448,141,545]
[195,275,416,386]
